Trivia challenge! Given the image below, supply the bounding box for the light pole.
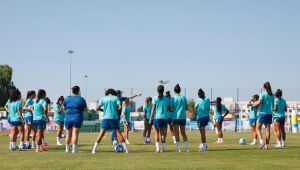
[158,80,169,85]
[84,75,88,99]
[68,50,74,95]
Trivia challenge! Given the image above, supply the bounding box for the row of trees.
[0,65,16,110]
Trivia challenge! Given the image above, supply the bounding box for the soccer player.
[92,89,129,154]
[111,90,142,145]
[143,97,153,143]
[121,99,131,144]
[54,96,65,146]
[253,82,274,150]
[23,90,36,149]
[64,86,87,153]
[6,89,25,151]
[33,89,48,152]
[247,94,259,145]
[171,84,188,152]
[195,89,211,150]
[273,89,287,148]
[166,91,176,144]
[150,85,171,153]
[213,97,229,144]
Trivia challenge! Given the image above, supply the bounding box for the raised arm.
[127,93,143,100]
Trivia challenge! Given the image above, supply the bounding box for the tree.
[187,99,197,121]
[0,65,16,107]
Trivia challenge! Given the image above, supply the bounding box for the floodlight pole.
[68,50,74,95]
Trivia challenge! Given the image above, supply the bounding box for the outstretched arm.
[127,93,143,100]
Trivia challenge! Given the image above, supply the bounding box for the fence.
[83,87,300,109]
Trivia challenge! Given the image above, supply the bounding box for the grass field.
[1,131,300,170]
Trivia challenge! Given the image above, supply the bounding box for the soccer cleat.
[213,141,224,144]
[65,149,70,153]
[19,145,27,151]
[57,142,63,146]
[92,149,96,154]
[259,143,266,150]
[273,144,282,148]
[72,149,78,154]
[26,143,32,149]
[36,149,44,153]
[178,150,181,153]
[112,140,118,146]
[264,144,268,150]
[185,149,189,153]
[42,148,48,152]
[44,142,49,147]
[249,141,257,145]
[214,141,224,145]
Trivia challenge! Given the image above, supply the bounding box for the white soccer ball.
[114,144,124,153]
[145,137,151,144]
[199,143,208,152]
[239,138,246,145]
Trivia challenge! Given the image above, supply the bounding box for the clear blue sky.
[1,0,300,105]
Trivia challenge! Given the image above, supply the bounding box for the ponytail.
[198,88,205,99]
[263,82,273,96]
[174,84,181,94]
[275,89,282,99]
[26,91,31,100]
[216,97,222,113]
[36,89,46,103]
[157,85,164,99]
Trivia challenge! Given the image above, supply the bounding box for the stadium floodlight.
[84,75,88,99]
[158,80,169,85]
[68,50,74,95]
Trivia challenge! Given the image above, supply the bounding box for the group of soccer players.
[4,81,287,153]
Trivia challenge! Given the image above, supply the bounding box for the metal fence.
[83,87,300,109]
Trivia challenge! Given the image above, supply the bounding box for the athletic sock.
[92,143,99,152]
[277,141,281,146]
[172,136,176,142]
[13,142,16,148]
[162,143,166,152]
[155,142,160,152]
[20,142,24,148]
[281,140,285,145]
[72,145,78,153]
[184,141,189,151]
[176,142,181,151]
[42,138,45,147]
[217,138,221,142]
[253,139,257,143]
[66,144,70,152]
[220,138,224,143]
[122,142,129,153]
[259,139,264,144]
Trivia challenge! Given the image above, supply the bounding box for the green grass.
[1,131,300,170]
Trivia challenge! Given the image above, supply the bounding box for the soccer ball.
[61,133,66,138]
[199,143,208,152]
[145,137,151,144]
[114,144,124,153]
[239,138,246,145]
